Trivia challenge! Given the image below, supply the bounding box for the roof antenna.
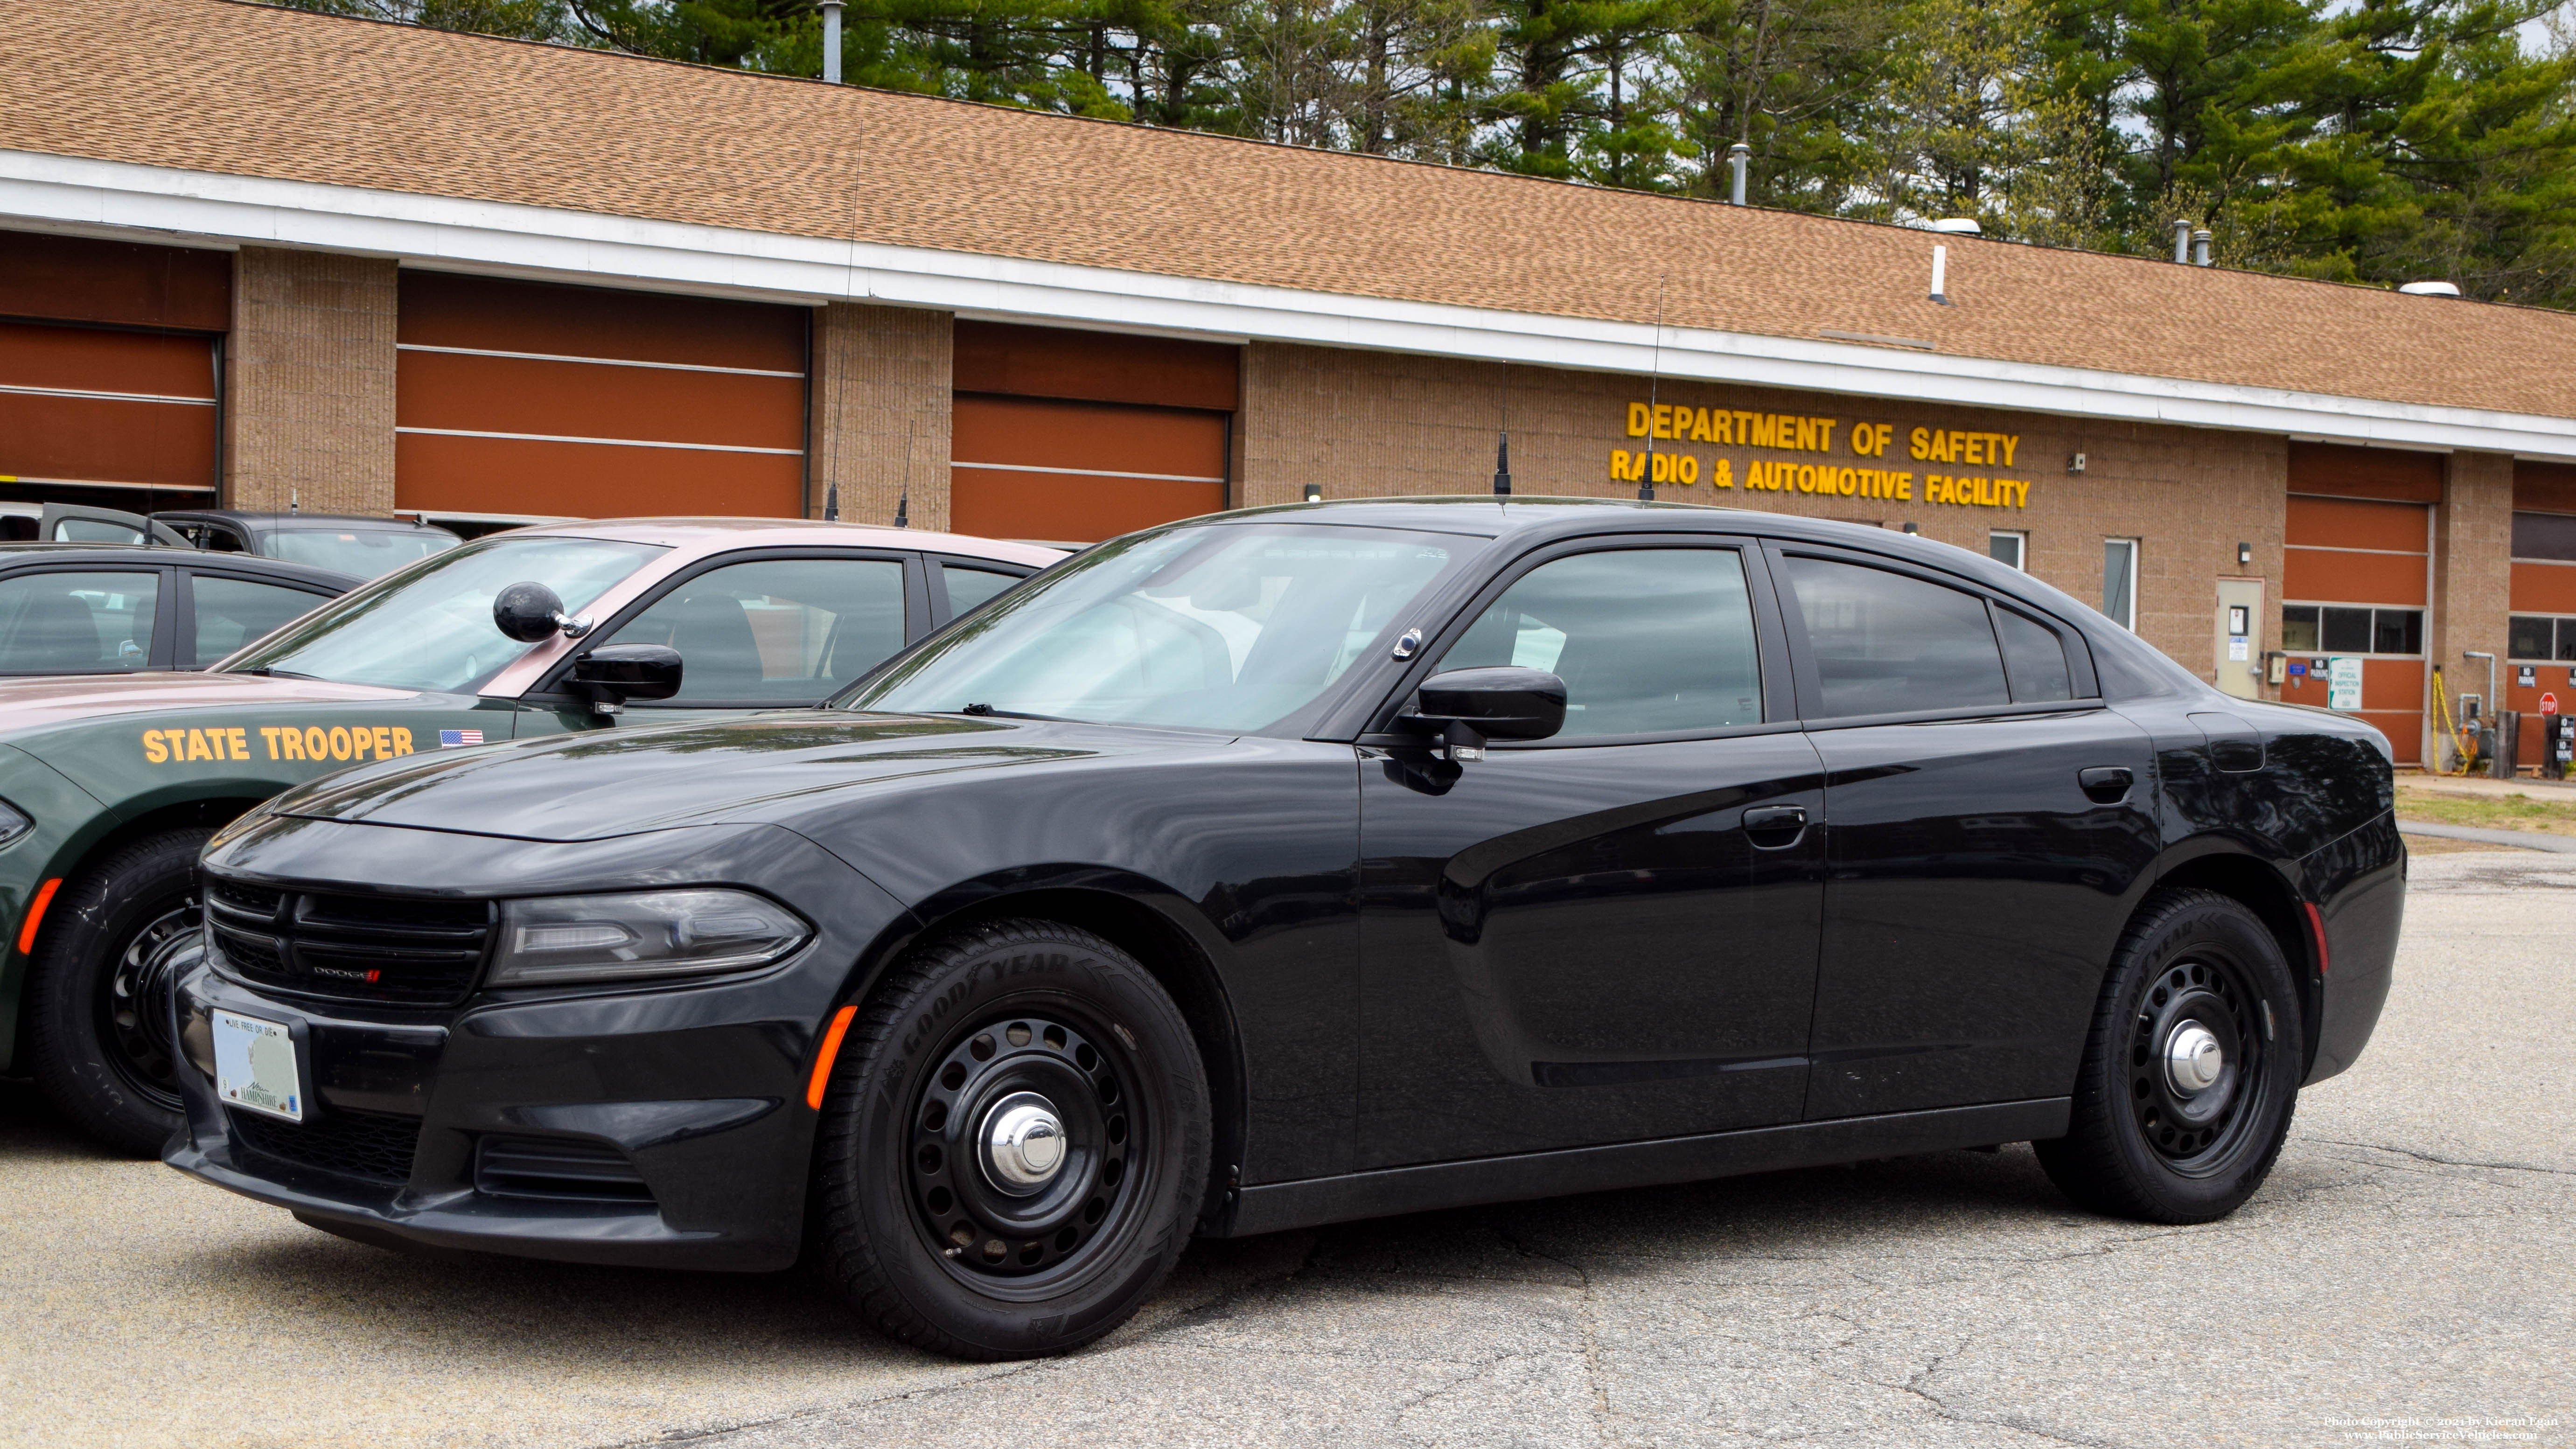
[1639,274,1666,502]
[1492,361,1512,496]
[824,481,840,522]
[894,418,914,528]
[289,488,300,515]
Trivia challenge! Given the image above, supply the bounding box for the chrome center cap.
[981,1092,1067,1194]
[2165,1022,2225,1094]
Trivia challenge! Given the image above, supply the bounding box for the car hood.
[0,671,418,736]
[269,712,1235,842]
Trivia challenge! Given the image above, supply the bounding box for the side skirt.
[1217,1097,2070,1238]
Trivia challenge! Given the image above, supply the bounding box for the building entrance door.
[2214,578,2263,700]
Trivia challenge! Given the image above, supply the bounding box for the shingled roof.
[6,0,2575,423]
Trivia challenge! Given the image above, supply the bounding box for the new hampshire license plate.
[212,1009,303,1122]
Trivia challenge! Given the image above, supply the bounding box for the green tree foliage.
[263,0,2576,307]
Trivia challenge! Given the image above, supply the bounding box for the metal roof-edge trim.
[6,148,2575,460]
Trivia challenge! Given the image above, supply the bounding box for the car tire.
[2035,887,2303,1224]
[813,919,1210,1360]
[24,827,209,1156]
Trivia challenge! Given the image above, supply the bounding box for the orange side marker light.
[16,878,62,956]
[806,1004,859,1110]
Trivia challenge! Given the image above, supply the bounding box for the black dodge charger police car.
[168,498,2401,1361]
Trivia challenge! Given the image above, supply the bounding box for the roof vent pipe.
[819,0,843,83]
[1727,143,1751,206]
[2398,281,2464,297]
[1930,245,1950,306]
[2192,230,2212,266]
[2172,219,2192,263]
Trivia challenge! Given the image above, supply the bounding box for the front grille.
[207,879,491,1007]
[475,1136,655,1203]
[230,1107,421,1185]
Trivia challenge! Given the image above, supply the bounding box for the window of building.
[1988,531,2026,571]
[2508,615,2576,661]
[2511,512,2576,561]
[2101,539,2137,630]
[2282,604,2423,655]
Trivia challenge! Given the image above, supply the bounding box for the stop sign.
[2544,693,2561,716]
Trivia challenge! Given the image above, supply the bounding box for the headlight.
[487,889,812,987]
[0,798,28,850]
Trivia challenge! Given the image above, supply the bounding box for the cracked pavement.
[4,850,2570,1448]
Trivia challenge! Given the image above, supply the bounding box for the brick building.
[7,0,2576,765]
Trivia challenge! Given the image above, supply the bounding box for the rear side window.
[1439,547,1762,738]
[1782,556,2008,717]
[1995,606,2073,702]
[0,570,161,673]
[942,564,1021,617]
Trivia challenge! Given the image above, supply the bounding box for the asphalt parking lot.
[4,847,2569,1449]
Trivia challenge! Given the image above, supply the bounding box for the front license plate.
[212,1009,303,1122]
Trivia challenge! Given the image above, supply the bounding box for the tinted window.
[2373,609,2422,655]
[2512,511,2576,561]
[942,564,1020,616]
[1784,557,2008,717]
[1438,549,1762,738]
[603,556,906,705]
[0,570,159,673]
[1996,606,2073,701]
[268,526,460,579]
[191,576,326,665]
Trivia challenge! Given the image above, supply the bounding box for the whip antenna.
[1493,361,1512,496]
[1639,274,1666,502]
[894,418,913,528]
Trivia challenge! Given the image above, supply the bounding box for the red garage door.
[951,323,1236,544]
[395,272,807,520]
[0,232,228,511]
[2277,445,2437,763]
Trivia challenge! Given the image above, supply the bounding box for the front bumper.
[166,817,914,1271]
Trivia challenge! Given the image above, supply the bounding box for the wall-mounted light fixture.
[2237,541,2253,566]
[2067,453,2087,474]
[1303,484,1323,503]
[1902,522,1920,534]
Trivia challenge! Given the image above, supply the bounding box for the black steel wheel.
[814,919,1208,1358]
[25,827,211,1156]
[2037,887,2303,1223]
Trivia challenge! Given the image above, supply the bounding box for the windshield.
[268,526,461,579]
[220,535,664,693]
[849,522,1467,733]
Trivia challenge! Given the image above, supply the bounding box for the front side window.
[852,522,1466,734]
[1437,548,1762,738]
[0,570,159,673]
[1784,556,2010,717]
[222,535,663,693]
[2102,539,2138,630]
[600,556,906,705]
[190,576,326,665]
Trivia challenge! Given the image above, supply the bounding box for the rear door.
[1771,543,2160,1121]
[1357,535,1827,1167]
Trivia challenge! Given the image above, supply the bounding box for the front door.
[1359,539,1826,1169]
[1768,546,2162,1121]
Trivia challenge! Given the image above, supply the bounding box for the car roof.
[0,542,362,588]
[152,510,453,531]
[489,517,1067,569]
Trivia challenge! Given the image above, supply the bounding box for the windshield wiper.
[957,704,1064,722]
[228,666,320,680]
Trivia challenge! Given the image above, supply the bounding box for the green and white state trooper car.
[0,518,1058,1153]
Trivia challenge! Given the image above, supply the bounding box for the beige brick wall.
[223,248,397,514]
[810,302,951,531]
[1239,341,2287,688]
[2431,452,2515,764]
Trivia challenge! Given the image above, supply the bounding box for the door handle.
[1742,804,1808,847]
[2078,766,2135,803]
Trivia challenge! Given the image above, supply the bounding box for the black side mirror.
[1412,666,1566,758]
[494,581,584,643]
[568,644,683,714]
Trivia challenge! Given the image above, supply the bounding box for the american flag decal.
[438,729,486,748]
